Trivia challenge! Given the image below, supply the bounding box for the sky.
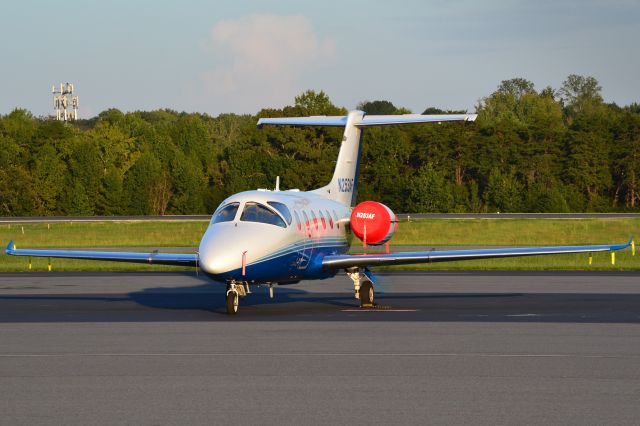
[1,0,638,118]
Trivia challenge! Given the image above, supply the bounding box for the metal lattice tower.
[52,83,79,121]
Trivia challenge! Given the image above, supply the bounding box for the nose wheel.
[225,281,248,315]
[226,290,239,315]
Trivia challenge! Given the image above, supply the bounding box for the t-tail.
[257,110,477,206]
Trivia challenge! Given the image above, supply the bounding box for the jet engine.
[350,201,398,245]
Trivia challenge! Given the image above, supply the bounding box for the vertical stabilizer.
[311,110,364,206]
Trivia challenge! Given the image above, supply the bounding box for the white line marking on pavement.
[340,309,418,312]
[0,353,637,359]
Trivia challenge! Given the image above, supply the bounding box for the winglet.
[6,240,15,254]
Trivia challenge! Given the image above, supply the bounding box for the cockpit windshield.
[211,202,239,224]
[267,201,292,225]
[240,202,286,228]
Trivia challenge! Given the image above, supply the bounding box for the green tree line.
[1,75,639,216]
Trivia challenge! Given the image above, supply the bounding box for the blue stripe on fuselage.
[204,241,349,283]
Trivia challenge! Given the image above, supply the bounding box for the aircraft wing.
[321,240,632,270]
[5,241,198,267]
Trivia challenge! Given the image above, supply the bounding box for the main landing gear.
[360,280,375,307]
[347,268,375,308]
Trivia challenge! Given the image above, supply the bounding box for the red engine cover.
[350,201,398,245]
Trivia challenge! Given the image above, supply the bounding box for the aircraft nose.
[198,225,244,276]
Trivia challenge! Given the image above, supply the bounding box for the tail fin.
[257,111,477,207]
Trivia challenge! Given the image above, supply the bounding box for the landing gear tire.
[360,281,375,308]
[226,290,239,315]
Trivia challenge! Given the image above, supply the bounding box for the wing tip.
[6,240,14,254]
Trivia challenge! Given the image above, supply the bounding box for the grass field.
[0,218,638,272]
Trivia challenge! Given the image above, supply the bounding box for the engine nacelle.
[350,201,398,245]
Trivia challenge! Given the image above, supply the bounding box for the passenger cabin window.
[302,211,310,234]
[211,202,239,224]
[240,202,286,228]
[325,209,333,229]
[267,201,292,225]
[293,210,302,231]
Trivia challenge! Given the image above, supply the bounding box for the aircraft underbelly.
[205,240,347,283]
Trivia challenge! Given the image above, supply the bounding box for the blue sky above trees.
[1,0,638,118]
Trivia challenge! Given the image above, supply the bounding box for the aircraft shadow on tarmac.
[1,272,639,323]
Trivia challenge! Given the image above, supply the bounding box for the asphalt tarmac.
[1,271,640,425]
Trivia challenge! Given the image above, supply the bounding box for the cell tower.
[52,82,79,121]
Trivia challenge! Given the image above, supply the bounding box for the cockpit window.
[267,201,292,225]
[240,202,286,228]
[211,202,239,224]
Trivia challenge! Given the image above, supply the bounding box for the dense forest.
[1,75,639,216]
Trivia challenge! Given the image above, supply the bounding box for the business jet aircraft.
[7,110,632,314]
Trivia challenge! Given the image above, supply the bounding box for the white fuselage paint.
[198,189,351,283]
[198,112,366,284]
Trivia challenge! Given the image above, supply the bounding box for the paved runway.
[1,271,640,425]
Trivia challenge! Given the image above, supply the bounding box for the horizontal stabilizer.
[257,109,477,207]
[358,113,477,126]
[257,116,347,128]
[256,111,477,128]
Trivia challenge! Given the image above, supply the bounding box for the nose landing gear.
[225,281,247,315]
[226,289,239,315]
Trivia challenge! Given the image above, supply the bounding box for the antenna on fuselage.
[275,176,280,191]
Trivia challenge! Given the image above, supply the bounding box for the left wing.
[5,241,198,267]
[322,240,632,270]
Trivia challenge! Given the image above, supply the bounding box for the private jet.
[7,110,633,314]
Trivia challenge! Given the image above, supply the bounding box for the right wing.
[6,241,198,267]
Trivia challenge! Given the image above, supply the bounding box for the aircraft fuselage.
[198,189,351,283]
